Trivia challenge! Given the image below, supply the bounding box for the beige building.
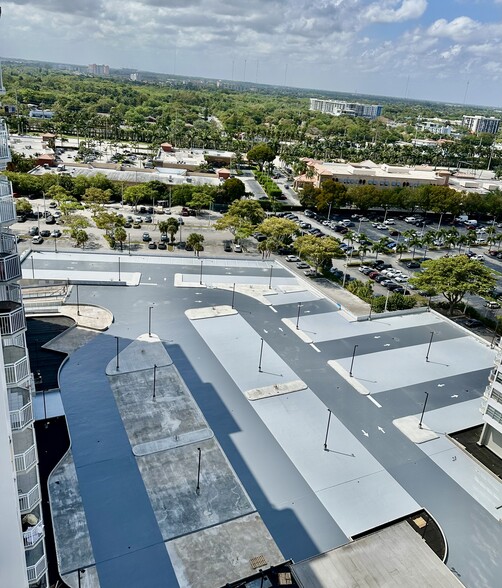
[294,159,449,191]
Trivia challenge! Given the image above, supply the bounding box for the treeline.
[301,181,502,220]
[5,171,246,208]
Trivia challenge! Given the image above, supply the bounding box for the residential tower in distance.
[310,98,383,119]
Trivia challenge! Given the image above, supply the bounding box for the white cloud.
[365,0,427,23]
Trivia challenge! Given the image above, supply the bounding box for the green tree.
[123,184,156,210]
[247,143,276,171]
[316,179,348,213]
[114,227,127,251]
[217,177,246,204]
[15,198,32,216]
[294,235,342,271]
[186,232,205,256]
[72,229,89,249]
[165,217,180,244]
[215,199,266,240]
[409,256,495,314]
[256,217,299,244]
[83,187,112,212]
[188,189,214,214]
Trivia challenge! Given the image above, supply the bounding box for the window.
[491,388,502,405]
[486,405,502,424]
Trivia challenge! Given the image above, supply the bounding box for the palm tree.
[465,231,477,253]
[358,243,371,263]
[372,237,390,260]
[421,230,437,258]
[396,243,408,260]
[407,234,422,259]
[457,233,469,254]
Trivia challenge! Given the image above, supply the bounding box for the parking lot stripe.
[367,395,382,408]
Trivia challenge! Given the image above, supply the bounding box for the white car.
[234,244,242,252]
[394,275,409,283]
[285,255,299,262]
[383,219,395,225]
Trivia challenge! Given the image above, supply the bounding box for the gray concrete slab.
[43,325,100,355]
[332,338,495,394]
[166,513,284,588]
[48,451,95,575]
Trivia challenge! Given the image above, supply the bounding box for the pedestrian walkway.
[58,335,179,588]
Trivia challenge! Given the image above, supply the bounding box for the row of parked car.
[358,261,412,295]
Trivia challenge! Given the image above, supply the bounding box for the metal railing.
[19,483,41,513]
[0,177,13,198]
[14,444,37,474]
[0,253,21,282]
[26,555,47,583]
[0,121,9,165]
[0,194,16,224]
[23,521,44,548]
[5,355,30,385]
[0,304,25,335]
[10,400,33,431]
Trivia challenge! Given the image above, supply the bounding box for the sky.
[1,0,501,107]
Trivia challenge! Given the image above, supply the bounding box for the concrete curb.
[327,359,370,395]
[392,415,440,444]
[185,305,237,320]
[281,318,313,344]
[133,428,214,456]
[245,379,307,401]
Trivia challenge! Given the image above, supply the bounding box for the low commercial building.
[294,159,449,191]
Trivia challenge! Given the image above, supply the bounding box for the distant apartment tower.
[0,61,48,587]
[310,98,382,119]
[479,347,502,459]
[88,63,110,76]
[462,115,500,134]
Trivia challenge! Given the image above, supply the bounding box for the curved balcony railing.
[26,554,47,583]
[0,176,13,198]
[10,400,33,430]
[14,443,37,474]
[23,521,44,549]
[0,121,9,167]
[0,300,25,335]
[0,194,16,224]
[19,483,41,514]
[0,252,21,283]
[5,355,30,386]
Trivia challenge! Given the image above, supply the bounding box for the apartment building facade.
[0,75,48,587]
[310,98,383,119]
[479,347,502,459]
[462,115,501,135]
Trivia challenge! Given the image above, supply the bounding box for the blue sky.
[1,0,501,107]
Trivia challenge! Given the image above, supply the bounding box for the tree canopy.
[409,255,496,313]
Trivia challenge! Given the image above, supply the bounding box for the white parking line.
[269,306,278,313]
[367,395,382,408]
[310,343,321,352]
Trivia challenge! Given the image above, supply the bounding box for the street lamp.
[268,264,273,289]
[78,568,85,588]
[323,409,332,451]
[419,391,429,429]
[196,447,201,495]
[425,331,434,362]
[258,337,264,372]
[148,306,153,337]
[115,336,120,371]
[231,282,236,309]
[349,344,358,377]
[76,284,80,316]
[199,259,204,285]
[296,302,302,329]
[153,364,157,399]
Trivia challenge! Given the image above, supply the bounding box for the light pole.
[425,331,434,362]
[196,447,201,495]
[349,344,358,377]
[115,336,120,371]
[231,282,236,309]
[31,255,35,279]
[268,264,273,289]
[199,259,203,285]
[258,337,264,372]
[153,364,157,399]
[296,302,302,329]
[78,568,85,588]
[148,306,153,337]
[76,284,80,316]
[128,233,131,255]
[419,391,429,429]
[384,288,390,313]
[118,257,121,281]
[54,236,57,253]
[323,409,332,451]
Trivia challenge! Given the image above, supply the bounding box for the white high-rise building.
[462,115,500,135]
[310,98,383,119]
[0,56,49,587]
[479,346,502,458]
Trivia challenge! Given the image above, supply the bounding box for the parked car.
[51,229,62,238]
[234,244,242,252]
[296,261,310,269]
[148,242,157,249]
[40,230,51,237]
[304,268,319,277]
[285,255,300,262]
[142,232,151,242]
[32,235,44,244]
[406,261,421,269]
[28,226,39,236]
[158,242,167,250]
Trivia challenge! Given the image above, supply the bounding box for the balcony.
[26,548,47,584]
[0,120,9,168]
[13,427,38,474]
[4,343,30,386]
[17,465,41,514]
[23,520,44,549]
[0,176,13,198]
[9,386,33,431]
[0,252,21,283]
[0,194,17,225]
[0,299,25,335]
